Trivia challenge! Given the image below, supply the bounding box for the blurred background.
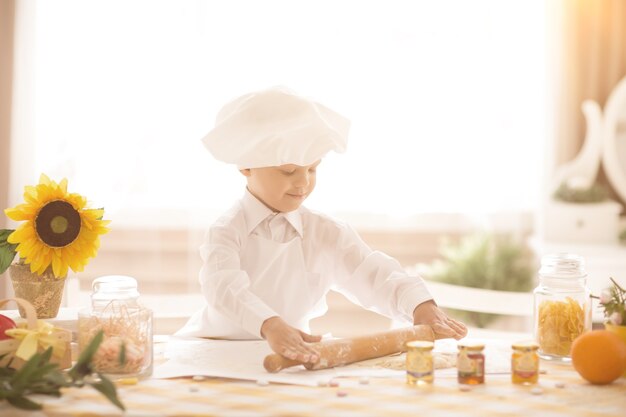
[1,0,625,335]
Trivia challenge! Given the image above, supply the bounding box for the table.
[1,332,625,417]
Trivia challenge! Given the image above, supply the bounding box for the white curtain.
[549,0,626,208]
[0,0,16,298]
[1,0,37,298]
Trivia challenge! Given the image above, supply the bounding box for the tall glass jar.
[78,275,153,378]
[533,253,591,362]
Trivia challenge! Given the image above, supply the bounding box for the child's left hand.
[413,300,467,340]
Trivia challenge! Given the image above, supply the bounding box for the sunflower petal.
[7,228,23,245]
[59,178,68,194]
[5,204,35,221]
[39,173,51,185]
[23,185,39,204]
[51,254,63,278]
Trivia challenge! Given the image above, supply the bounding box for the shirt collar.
[241,188,303,238]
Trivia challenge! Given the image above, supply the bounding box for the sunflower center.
[35,200,81,247]
[50,216,68,234]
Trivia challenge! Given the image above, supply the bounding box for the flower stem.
[609,277,624,292]
[609,277,625,305]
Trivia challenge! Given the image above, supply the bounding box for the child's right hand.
[260,316,321,364]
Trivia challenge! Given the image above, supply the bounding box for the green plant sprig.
[421,234,534,327]
[0,330,125,411]
[592,277,626,324]
[553,181,609,203]
[0,229,18,275]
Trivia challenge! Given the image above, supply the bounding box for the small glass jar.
[78,275,153,378]
[533,253,591,362]
[511,341,539,385]
[457,343,485,385]
[406,340,434,385]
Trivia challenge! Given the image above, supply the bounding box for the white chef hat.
[201,86,350,168]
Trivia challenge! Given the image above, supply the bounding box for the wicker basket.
[0,297,72,369]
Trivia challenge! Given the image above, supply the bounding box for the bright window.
[9,0,549,328]
[30,0,546,226]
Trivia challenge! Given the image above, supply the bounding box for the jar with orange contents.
[533,253,591,362]
[457,343,485,384]
[511,341,539,385]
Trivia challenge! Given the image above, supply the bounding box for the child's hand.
[413,300,467,340]
[261,316,321,364]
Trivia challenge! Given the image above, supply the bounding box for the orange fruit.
[571,330,626,385]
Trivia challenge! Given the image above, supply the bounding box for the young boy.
[177,86,467,364]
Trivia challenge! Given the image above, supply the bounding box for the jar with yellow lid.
[457,343,484,384]
[406,340,434,385]
[511,341,539,385]
[533,253,591,362]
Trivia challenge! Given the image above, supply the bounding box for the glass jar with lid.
[533,253,591,362]
[406,340,434,385]
[511,341,539,385]
[78,275,153,378]
[457,342,485,385]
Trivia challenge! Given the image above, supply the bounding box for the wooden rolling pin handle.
[263,354,304,373]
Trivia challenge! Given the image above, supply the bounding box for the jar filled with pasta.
[533,253,591,362]
[78,275,153,378]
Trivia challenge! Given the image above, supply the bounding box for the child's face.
[241,160,321,212]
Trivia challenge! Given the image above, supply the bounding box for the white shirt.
[176,189,433,339]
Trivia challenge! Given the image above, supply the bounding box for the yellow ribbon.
[4,320,67,361]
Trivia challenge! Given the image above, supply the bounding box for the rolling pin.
[263,324,434,373]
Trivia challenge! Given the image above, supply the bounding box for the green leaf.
[38,346,54,364]
[0,356,16,378]
[11,350,46,390]
[69,330,104,380]
[118,341,126,365]
[0,329,124,412]
[0,229,17,275]
[27,362,59,383]
[44,370,70,387]
[90,374,125,411]
[7,395,42,410]
[0,229,15,241]
[0,366,15,377]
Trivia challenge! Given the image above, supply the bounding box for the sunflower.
[4,174,110,278]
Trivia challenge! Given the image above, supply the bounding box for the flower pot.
[604,323,626,378]
[8,263,66,319]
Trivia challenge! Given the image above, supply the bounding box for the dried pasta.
[537,297,585,356]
